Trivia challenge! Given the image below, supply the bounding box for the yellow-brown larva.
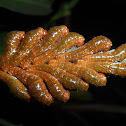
[8,67,53,105]
[27,64,89,91]
[0,31,25,68]
[49,60,107,86]
[28,70,70,102]
[77,60,126,77]
[2,27,46,71]
[1,25,126,105]
[33,32,85,65]
[82,44,126,62]
[0,70,30,101]
[56,35,112,62]
[20,25,69,69]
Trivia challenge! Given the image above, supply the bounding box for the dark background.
[0,1,126,126]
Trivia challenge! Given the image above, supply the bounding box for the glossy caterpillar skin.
[82,44,126,62]
[8,67,53,105]
[2,27,46,72]
[56,35,112,62]
[49,60,107,86]
[29,70,70,102]
[0,31,25,68]
[0,70,30,101]
[20,25,69,69]
[27,64,89,91]
[77,60,126,77]
[33,32,85,65]
[0,25,126,105]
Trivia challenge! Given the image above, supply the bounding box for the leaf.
[50,0,79,23]
[0,0,54,15]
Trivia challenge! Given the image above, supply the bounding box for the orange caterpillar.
[56,35,112,62]
[49,60,107,86]
[33,32,85,65]
[2,27,47,72]
[29,70,70,102]
[0,25,126,105]
[20,25,69,69]
[0,70,30,101]
[82,44,126,62]
[27,64,89,91]
[8,67,53,105]
[77,60,126,77]
[0,31,25,68]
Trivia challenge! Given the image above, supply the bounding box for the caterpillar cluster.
[0,25,126,105]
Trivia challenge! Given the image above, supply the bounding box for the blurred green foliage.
[0,32,7,55]
[0,0,79,18]
[0,0,54,15]
[50,0,79,23]
[0,0,79,55]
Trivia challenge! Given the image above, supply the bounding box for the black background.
[0,1,126,126]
